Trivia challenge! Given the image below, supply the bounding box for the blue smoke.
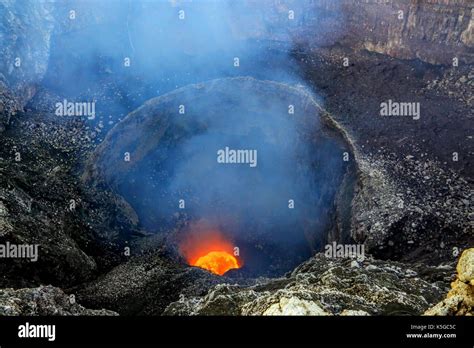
[39,0,346,275]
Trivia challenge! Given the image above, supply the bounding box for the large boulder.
[425,248,474,316]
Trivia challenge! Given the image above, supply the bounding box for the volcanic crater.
[0,0,472,317]
[83,77,356,277]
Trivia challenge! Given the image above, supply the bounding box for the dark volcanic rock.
[0,285,117,316]
[164,254,448,316]
[0,104,139,288]
[294,47,473,264]
[75,249,225,315]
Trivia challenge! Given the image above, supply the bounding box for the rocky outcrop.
[164,254,448,315]
[0,285,117,316]
[425,248,474,315]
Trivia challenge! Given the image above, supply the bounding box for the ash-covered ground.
[0,0,472,316]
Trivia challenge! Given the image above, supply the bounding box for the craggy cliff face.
[340,0,474,65]
[245,0,474,65]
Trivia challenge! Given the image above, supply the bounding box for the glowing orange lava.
[193,250,239,275]
[179,223,242,276]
